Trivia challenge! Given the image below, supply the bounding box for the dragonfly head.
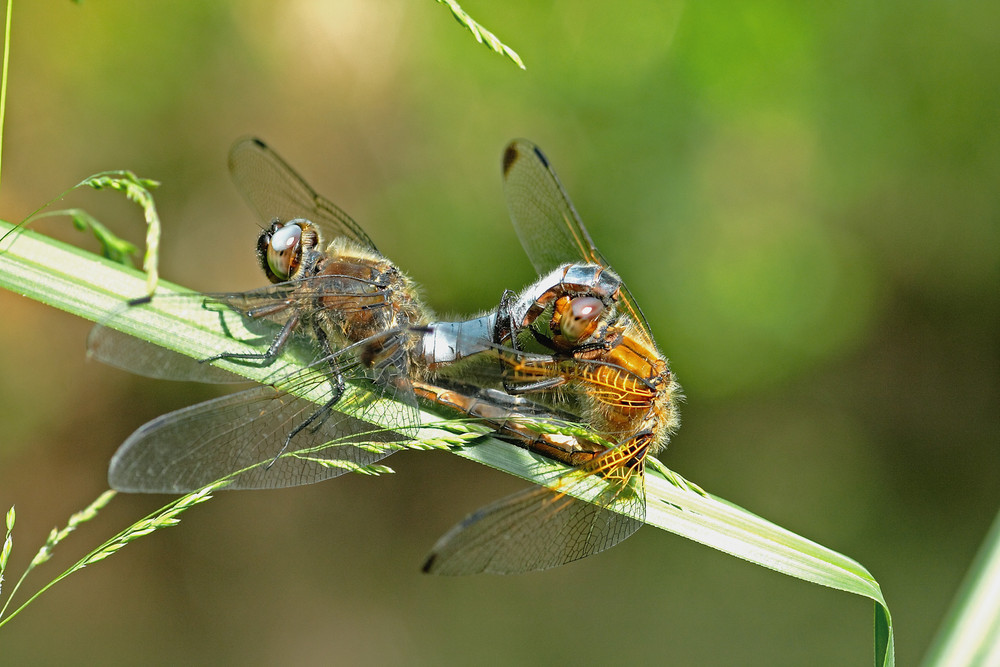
[256,218,320,283]
[554,295,606,344]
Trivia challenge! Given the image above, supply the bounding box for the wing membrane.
[229,137,380,253]
[88,326,246,383]
[95,291,421,493]
[88,269,402,383]
[501,139,653,336]
[502,140,606,272]
[423,450,646,575]
[109,388,403,493]
[109,342,420,493]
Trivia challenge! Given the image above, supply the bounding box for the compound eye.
[560,296,604,343]
[266,222,303,280]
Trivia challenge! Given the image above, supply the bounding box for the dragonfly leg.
[505,375,568,394]
[525,325,558,351]
[263,368,347,469]
[572,331,623,355]
[202,311,301,366]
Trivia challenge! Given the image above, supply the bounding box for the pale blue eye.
[267,223,303,279]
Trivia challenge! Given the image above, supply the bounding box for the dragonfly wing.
[88,325,246,383]
[501,139,655,336]
[423,462,645,575]
[85,288,294,383]
[229,137,380,253]
[88,270,400,383]
[502,139,608,275]
[109,370,417,493]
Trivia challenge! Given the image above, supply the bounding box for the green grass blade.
[922,507,1000,666]
[0,218,892,664]
[0,0,11,191]
[459,442,893,666]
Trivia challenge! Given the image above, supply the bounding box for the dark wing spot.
[502,144,519,176]
[421,554,436,573]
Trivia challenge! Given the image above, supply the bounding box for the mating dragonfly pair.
[89,138,680,575]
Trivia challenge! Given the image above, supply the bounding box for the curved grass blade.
[0,219,892,664]
[923,507,1000,666]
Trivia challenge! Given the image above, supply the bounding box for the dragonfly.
[417,140,681,575]
[90,137,436,492]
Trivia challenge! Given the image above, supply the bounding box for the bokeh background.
[1,1,997,664]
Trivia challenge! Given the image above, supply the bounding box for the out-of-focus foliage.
[0,1,996,664]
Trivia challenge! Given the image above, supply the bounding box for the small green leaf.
[435,0,525,70]
[67,209,138,266]
[1,506,13,581]
[80,170,161,293]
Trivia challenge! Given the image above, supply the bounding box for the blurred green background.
[1,1,997,664]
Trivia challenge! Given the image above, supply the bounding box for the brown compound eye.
[265,221,303,280]
[559,296,605,343]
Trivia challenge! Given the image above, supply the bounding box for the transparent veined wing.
[87,269,407,384]
[108,320,418,493]
[108,355,418,493]
[91,287,422,492]
[501,139,653,336]
[422,442,647,575]
[230,137,381,253]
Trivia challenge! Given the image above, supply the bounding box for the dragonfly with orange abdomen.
[418,140,681,574]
